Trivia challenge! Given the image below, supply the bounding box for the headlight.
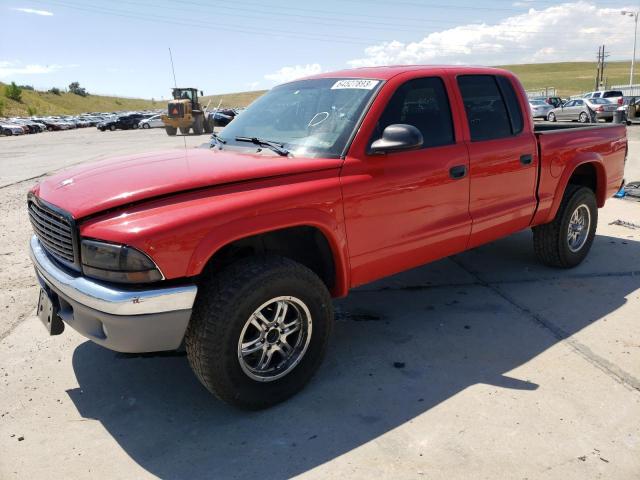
[81,239,163,283]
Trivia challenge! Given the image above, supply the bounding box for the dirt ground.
[1,126,639,479]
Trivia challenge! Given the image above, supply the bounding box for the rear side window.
[496,76,524,135]
[458,75,517,141]
[374,77,454,148]
[603,91,623,98]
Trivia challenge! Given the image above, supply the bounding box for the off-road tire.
[165,126,177,136]
[193,115,204,135]
[179,126,190,135]
[185,256,333,409]
[203,117,214,134]
[532,185,597,268]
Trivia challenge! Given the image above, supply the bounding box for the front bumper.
[29,235,197,352]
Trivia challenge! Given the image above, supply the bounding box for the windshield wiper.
[209,132,226,148]
[235,136,290,156]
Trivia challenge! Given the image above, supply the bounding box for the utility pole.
[595,45,610,90]
[621,10,638,86]
[595,45,602,90]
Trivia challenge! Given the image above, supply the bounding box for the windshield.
[530,100,546,105]
[218,78,381,158]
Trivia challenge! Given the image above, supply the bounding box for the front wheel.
[165,126,177,136]
[532,186,597,268]
[547,112,556,122]
[579,112,589,123]
[142,123,150,129]
[109,124,116,131]
[185,256,333,409]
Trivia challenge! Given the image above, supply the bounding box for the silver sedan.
[547,98,617,123]
[529,99,553,119]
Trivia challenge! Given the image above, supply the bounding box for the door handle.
[449,165,467,179]
[520,154,533,165]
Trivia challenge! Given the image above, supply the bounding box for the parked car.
[208,109,236,127]
[139,114,164,129]
[547,98,617,122]
[529,99,553,119]
[27,66,626,409]
[98,114,144,131]
[582,90,624,105]
[532,96,563,108]
[0,120,25,136]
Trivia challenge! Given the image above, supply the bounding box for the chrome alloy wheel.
[567,204,591,253]
[237,296,312,382]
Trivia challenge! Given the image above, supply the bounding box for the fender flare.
[186,209,350,297]
[540,154,607,224]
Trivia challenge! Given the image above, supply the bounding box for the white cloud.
[264,63,323,84]
[0,61,63,78]
[348,2,635,68]
[246,81,261,90]
[12,7,53,16]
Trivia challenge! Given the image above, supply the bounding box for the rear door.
[456,74,539,247]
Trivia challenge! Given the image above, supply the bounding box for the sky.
[0,0,637,99]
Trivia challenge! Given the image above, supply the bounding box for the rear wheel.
[185,256,333,409]
[193,115,204,135]
[203,116,214,134]
[532,185,597,268]
[109,124,116,131]
[165,126,177,136]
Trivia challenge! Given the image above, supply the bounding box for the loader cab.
[171,88,201,109]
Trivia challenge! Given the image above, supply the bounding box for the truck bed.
[532,122,627,226]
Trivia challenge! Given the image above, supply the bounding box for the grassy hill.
[1,61,633,117]
[500,61,633,96]
[0,83,158,117]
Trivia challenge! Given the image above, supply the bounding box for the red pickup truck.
[28,66,627,409]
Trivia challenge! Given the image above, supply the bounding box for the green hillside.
[500,61,633,96]
[0,83,158,117]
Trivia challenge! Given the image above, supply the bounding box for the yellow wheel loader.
[161,88,214,136]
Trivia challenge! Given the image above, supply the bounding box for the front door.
[341,76,472,287]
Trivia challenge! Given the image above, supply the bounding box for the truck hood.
[33,148,342,219]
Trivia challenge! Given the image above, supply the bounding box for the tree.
[4,82,22,102]
[68,81,88,97]
[48,87,61,95]
[0,99,4,116]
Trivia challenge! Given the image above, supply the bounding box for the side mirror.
[370,124,423,154]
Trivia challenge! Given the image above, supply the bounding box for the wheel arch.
[189,220,350,298]
[543,158,606,224]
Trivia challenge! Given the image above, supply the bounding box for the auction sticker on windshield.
[331,79,379,90]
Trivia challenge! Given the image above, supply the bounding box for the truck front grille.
[28,198,77,267]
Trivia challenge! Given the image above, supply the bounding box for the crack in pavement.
[447,256,640,393]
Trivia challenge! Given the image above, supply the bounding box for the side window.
[594,92,601,98]
[575,100,584,106]
[374,77,454,149]
[496,76,523,135]
[457,75,513,141]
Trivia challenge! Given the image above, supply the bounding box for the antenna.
[168,47,178,88]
